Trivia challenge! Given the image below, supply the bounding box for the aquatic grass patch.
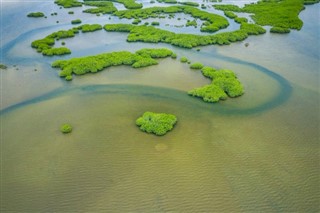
[136,112,177,136]
[51,48,174,80]
[60,124,72,133]
[71,19,82,24]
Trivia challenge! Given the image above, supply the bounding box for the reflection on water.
[1,1,319,212]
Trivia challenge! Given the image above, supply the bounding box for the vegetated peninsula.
[83,0,143,9]
[31,24,102,56]
[104,23,265,48]
[136,112,177,136]
[27,12,45,17]
[214,0,306,33]
[51,48,174,80]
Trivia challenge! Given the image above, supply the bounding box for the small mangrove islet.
[27,12,45,17]
[136,112,177,136]
[60,124,73,133]
[188,66,244,102]
[0,63,8,69]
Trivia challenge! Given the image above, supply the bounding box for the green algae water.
[1,1,319,212]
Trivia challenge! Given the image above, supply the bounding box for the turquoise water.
[1,1,319,212]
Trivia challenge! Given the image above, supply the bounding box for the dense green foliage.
[55,0,82,8]
[234,17,248,23]
[214,0,305,30]
[71,19,82,24]
[79,24,102,32]
[303,0,319,4]
[60,124,72,133]
[186,19,197,27]
[27,12,45,17]
[224,11,237,19]
[83,1,117,14]
[84,0,142,9]
[31,25,102,55]
[157,0,177,3]
[190,62,204,69]
[180,1,199,6]
[136,112,177,136]
[151,21,160,26]
[42,47,71,56]
[113,6,229,32]
[0,64,8,69]
[104,23,265,48]
[270,27,290,33]
[180,57,188,63]
[188,66,244,102]
[52,48,173,79]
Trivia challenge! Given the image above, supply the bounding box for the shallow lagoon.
[1,1,319,212]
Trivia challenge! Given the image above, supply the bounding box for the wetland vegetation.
[136,112,177,136]
[52,48,174,80]
[27,12,45,17]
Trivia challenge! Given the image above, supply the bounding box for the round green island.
[60,124,72,134]
[136,112,177,136]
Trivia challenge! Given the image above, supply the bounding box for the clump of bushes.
[79,24,102,32]
[52,48,174,80]
[180,57,188,63]
[186,19,197,27]
[54,0,82,8]
[42,47,71,56]
[136,112,177,136]
[0,63,8,69]
[151,21,160,26]
[27,12,45,17]
[180,1,199,7]
[190,62,204,69]
[83,1,117,14]
[270,27,290,33]
[71,19,82,24]
[60,124,72,133]
[188,66,244,102]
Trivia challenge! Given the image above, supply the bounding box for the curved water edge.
[1,71,291,116]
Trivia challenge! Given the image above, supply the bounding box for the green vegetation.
[180,2,199,7]
[52,48,174,80]
[136,112,177,136]
[304,0,319,4]
[151,21,160,26]
[224,11,237,19]
[71,19,82,24]
[186,19,197,27]
[54,0,82,8]
[78,24,102,32]
[42,47,71,56]
[68,11,74,14]
[27,12,45,17]
[132,19,142,24]
[31,24,102,55]
[0,64,7,69]
[60,124,72,133]
[83,1,117,14]
[180,57,188,63]
[188,66,244,102]
[214,0,305,30]
[157,0,178,3]
[235,17,248,23]
[113,6,229,32]
[171,53,177,59]
[104,23,265,48]
[190,62,204,69]
[270,27,290,33]
[84,0,142,9]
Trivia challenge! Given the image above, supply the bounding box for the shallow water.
[0,1,319,212]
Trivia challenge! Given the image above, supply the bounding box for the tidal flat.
[0,0,319,212]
